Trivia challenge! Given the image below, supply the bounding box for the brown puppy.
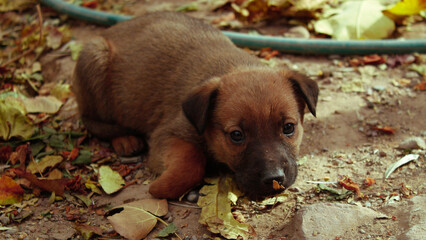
[72,12,319,199]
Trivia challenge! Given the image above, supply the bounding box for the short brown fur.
[73,12,319,199]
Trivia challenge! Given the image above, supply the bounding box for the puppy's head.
[182,68,318,199]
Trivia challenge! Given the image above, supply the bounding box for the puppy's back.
[74,12,260,135]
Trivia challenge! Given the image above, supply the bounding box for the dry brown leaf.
[107,199,168,240]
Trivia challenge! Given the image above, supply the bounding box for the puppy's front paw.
[148,138,206,199]
[111,136,145,156]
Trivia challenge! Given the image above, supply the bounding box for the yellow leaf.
[50,83,72,101]
[47,169,63,180]
[314,0,395,40]
[107,199,168,240]
[198,176,256,240]
[258,193,288,206]
[0,99,35,140]
[0,0,36,12]
[27,155,63,174]
[98,166,125,194]
[22,96,63,114]
[384,0,426,16]
[85,180,102,194]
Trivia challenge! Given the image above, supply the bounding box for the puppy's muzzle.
[262,168,285,187]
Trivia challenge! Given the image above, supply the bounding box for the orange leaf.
[11,168,67,196]
[338,176,364,198]
[371,126,395,134]
[363,54,385,65]
[0,175,25,205]
[414,80,426,91]
[364,177,376,187]
[82,1,98,9]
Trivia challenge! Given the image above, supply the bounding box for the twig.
[0,4,43,68]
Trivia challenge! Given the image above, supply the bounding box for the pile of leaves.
[215,0,426,40]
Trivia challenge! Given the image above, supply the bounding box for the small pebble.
[404,71,420,78]
[397,137,426,150]
[186,190,199,203]
[359,229,366,234]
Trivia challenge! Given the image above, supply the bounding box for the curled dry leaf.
[384,154,420,179]
[364,177,376,187]
[198,176,256,240]
[0,99,35,140]
[272,179,285,190]
[371,126,396,135]
[106,199,168,240]
[338,175,364,199]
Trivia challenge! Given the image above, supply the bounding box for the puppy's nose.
[262,169,285,186]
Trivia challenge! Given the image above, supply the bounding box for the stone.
[381,195,426,240]
[397,137,426,150]
[287,202,388,239]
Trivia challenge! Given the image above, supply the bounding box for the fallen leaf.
[0,145,12,162]
[72,149,92,165]
[9,144,31,167]
[363,54,385,65]
[85,180,102,194]
[50,83,72,101]
[316,183,353,200]
[27,155,63,174]
[414,80,426,91]
[314,0,395,40]
[272,179,285,190]
[341,80,365,92]
[12,168,67,196]
[198,176,256,240]
[0,175,25,205]
[68,41,83,61]
[75,223,103,240]
[98,165,125,194]
[106,199,168,240]
[156,222,178,238]
[338,176,364,199]
[364,177,376,187]
[0,0,36,12]
[0,99,35,140]
[384,154,420,179]
[258,193,288,206]
[74,194,92,207]
[384,0,426,17]
[176,2,198,12]
[81,0,98,9]
[21,96,63,114]
[410,64,426,76]
[47,169,63,180]
[371,126,396,134]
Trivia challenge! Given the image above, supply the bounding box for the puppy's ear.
[182,78,220,134]
[285,71,319,117]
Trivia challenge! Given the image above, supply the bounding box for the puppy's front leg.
[149,138,206,199]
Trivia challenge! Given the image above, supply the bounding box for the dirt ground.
[1,1,425,239]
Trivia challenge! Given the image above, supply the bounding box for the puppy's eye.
[283,123,295,136]
[230,130,244,143]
